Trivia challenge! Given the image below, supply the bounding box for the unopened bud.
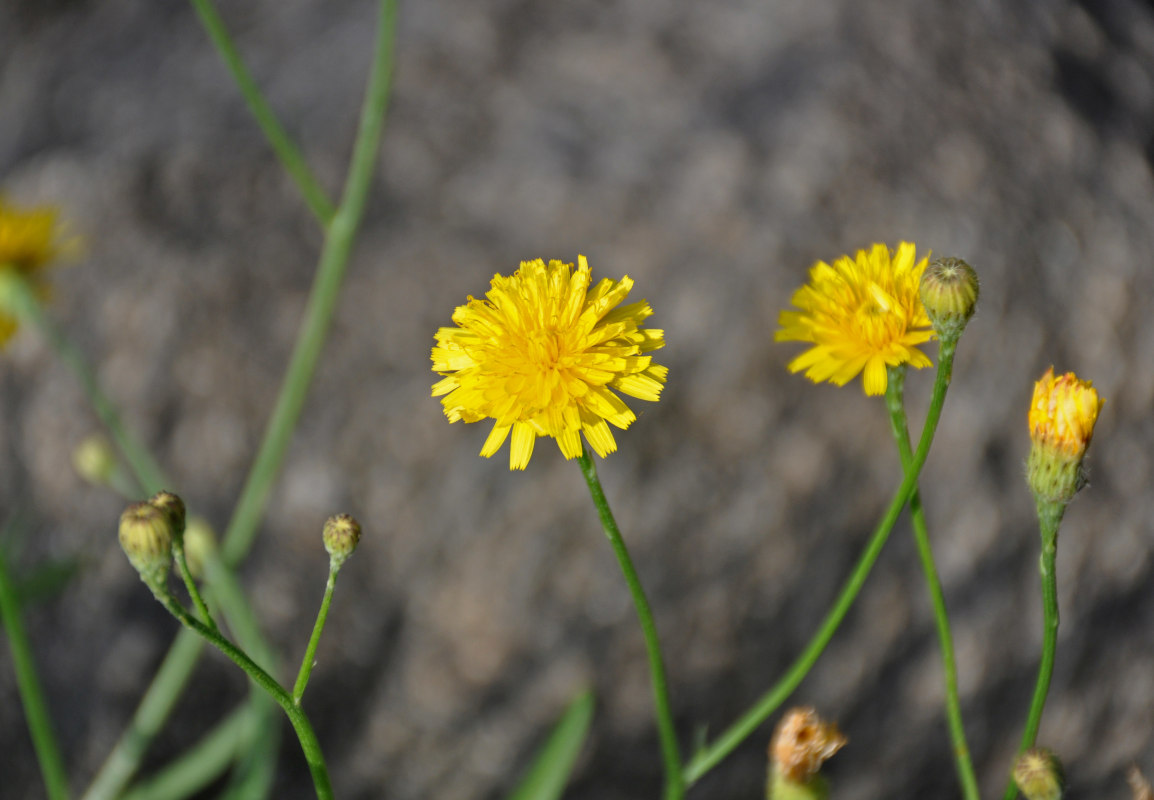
[920,256,979,340]
[767,707,846,800]
[118,501,174,595]
[322,513,361,569]
[1026,368,1103,505]
[73,434,118,487]
[148,491,186,544]
[1013,748,1064,800]
[182,516,217,580]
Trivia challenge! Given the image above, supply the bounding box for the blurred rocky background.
[2,0,1153,797]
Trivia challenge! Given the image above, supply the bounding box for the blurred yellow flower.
[775,242,933,396]
[432,256,667,470]
[0,197,74,347]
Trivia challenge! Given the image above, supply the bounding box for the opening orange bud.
[1026,367,1103,504]
[770,707,847,786]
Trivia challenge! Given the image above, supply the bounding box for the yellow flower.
[0,197,74,348]
[432,256,667,470]
[775,242,934,396]
[1026,367,1103,503]
[1028,367,1102,459]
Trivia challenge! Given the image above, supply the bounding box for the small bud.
[148,491,186,544]
[920,256,979,340]
[182,516,217,580]
[1013,748,1064,800]
[118,501,174,595]
[767,707,846,800]
[1026,367,1103,504]
[322,513,361,569]
[73,434,118,487]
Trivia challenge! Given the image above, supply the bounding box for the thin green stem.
[84,5,396,794]
[684,340,958,786]
[1001,501,1064,800]
[172,543,217,632]
[292,566,338,704]
[220,0,397,567]
[188,0,336,226]
[0,270,167,495]
[159,594,333,800]
[885,364,980,800]
[577,451,684,800]
[0,543,70,800]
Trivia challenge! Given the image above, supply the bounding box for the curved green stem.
[292,566,338,704]
[172,543,217,632]
[220,0,396,567]
[189,0,336,226]
[1002,500,1063,800]
[0,542,70,800]
[683,340,958,786]
[885,364,979,800]
[159,594,333,799]
[577,451,684,800]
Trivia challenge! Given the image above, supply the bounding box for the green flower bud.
[118,502,174,596]
[72,434,118,487]
[323,513,361,569]
[1013,748,1064,800]
[148,491,186,544]
[919,256,979,340]
[182,516,217,580]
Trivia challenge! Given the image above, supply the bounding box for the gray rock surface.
[2,0,1152,798]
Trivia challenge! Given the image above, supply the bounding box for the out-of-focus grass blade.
[15,558,83,605]
[505,688,594,800]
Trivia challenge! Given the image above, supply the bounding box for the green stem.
[159,594,333,799]
[188,0,336,226]
[577,451,684,800]
[683,340,959,786]
[220,0,396,567]
[0,270,167,495]
[0,543,70,800]
[83,4,397,794]
[172,543,217,633]
[884,364,980,800]
[292,566,338,704]
[1001,501,1064,800]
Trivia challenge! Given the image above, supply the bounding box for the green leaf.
[505,689,595,800]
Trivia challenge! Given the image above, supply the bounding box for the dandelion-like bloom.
[775,242,934,396]
[432,256,667,470]
[1026,367,1103,503]
[0,197,73,348]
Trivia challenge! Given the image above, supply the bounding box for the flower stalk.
[577,450,684,800]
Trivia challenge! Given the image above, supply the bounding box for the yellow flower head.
[1028,367,1102,459]
[1026,367,1103,504]
[775,242,934,396]
[432,256,667,470]
[0,197,75,348]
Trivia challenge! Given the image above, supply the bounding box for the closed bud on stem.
[1026,367,1103,505]
[72,434,118,487]
[1013,748,1064,800]
[148,490,186,545]
[767,707,847,800]
[323,513,361,570]
[182,516,217,580]
[118,501,174,597]
[919,256,979,340]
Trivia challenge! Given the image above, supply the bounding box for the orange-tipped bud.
[767,707,846,799]
[1026,367,1103,504]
